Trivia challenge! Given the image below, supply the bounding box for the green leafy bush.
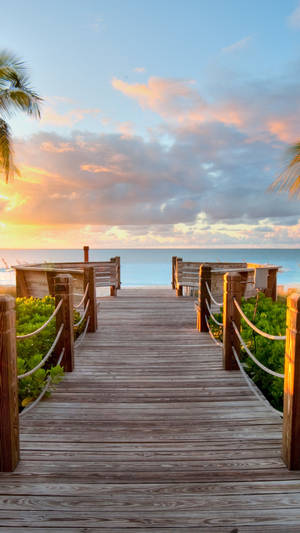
[17,296,84,411]
[209,293,286,410]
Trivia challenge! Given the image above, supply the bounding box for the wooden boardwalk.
[1,287,300,531]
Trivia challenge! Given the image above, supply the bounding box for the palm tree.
[271,143,300,198]
[0,50,42,182]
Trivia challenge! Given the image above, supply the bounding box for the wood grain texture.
[0,287,299,530]
[0,296,19,472]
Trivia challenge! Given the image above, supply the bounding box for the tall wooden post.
[111,256,121,290]
[172,256,177,289]
[110,257,117,297]
[175,258,183,296]
[54,274,74,372]
[267,268,277,302]
[116,256,121,289]
[223,272,241,370]
[282,293,300,470]
[0,295,19,472]
[83,246,89,263]
[84,266,97,333]
[197,265,211,332]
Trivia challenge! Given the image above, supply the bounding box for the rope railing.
[74,283,89,309]
[74,316,90,349]
[19,347,65,418]
[0,261,100,473]
[205,316,223,347]
[74,299,90,329]
[205,298,223,327]
[233,298,286,341]
[232,346,283,417]
[205,282,222,307]
[232,321,285,379]
[195,268,300,470]
[16,299,63,340]
[17,323,65,379]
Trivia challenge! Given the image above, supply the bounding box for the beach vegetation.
[17,295,83,411]
[209,293,285,410]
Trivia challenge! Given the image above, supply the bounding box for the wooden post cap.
[83,246,89,263]
[55,274,73,290]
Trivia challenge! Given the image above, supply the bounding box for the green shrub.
[17,295,84,411]
[209,293,286,410]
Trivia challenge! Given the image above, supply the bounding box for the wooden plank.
[0,286,299,530]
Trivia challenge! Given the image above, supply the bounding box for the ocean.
[1,248,300,289]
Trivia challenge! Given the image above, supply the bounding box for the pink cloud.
[267,119,299,144]
[41,105,100,127]
[41,141,75,153]
[117,121,134,138]
[112,76,206,121]
[80,164,111,173]
[113,75,300,144]
[112,76,246,128]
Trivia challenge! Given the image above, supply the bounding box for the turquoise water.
[1,248,300,287]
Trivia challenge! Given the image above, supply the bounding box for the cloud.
[80,164,111,173]
[5,63,300,248]
[134,67,146,73]
[41,102,100,127]
[113,73,300,143]
[287,3,300,28]
[5,123,296,237]
[116,121,134,138]
[41,142,75,153]
[112,76,206,122]
[221,36,252,54]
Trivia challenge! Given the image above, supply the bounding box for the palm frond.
[0,87,41,118]
[0,50,26,75]
[270,143,300,198]
[0,50,42,117]
[0,49,42,182]
[0,118,15,183]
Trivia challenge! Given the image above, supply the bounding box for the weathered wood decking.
[1,287,300,531]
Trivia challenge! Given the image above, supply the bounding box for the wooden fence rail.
[14,258,120,298]
[0,265,98,472]
[172,256,278,301]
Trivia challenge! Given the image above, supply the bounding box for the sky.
[1,0,300,248]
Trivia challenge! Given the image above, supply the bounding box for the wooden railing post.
[267,268,277,302]
[110,257,117,297]
[282,293,300,470]
[197,265,211,332]
[84,266,97,333]
[223,272,241,370]
[15,268,29,297]
[175,257,183,296]
[115,256,121,289]
[83,246,89,263]
[54,274,74,372]
[0,295,19,472]
[172,256,177,289]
